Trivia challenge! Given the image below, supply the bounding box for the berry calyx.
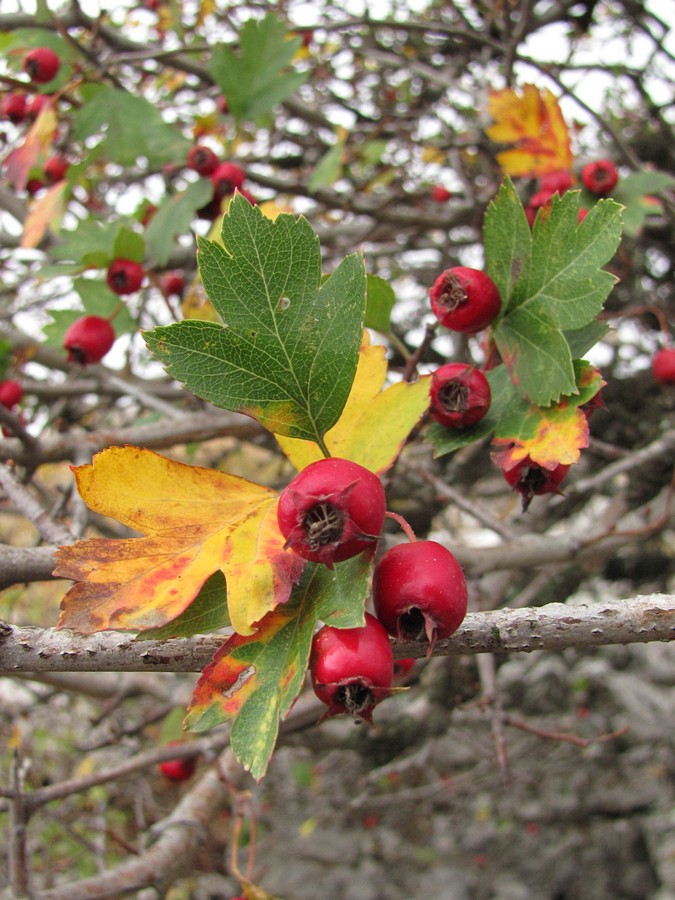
[211,162,246,199]
[429,363,491,429]
[277,458,386,568]
[43,154,69,184]
[158,742,197,781]
[581,159,619,196]
[187,144,219,176]
[0,380,24,410]
[652,347,675,385]
[429,266,501,334]
[106,258,145,295]
[63,315,116,365]
[310,613,395,722]
[373,541,468,653]
[503,456,570,511]
[23,47,61,84]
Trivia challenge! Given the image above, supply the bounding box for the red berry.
[187,144,219,176]
[503,455,570,511]
[429,266,501,334]
[159,271,186,297]
[429,363,491,429]
[23,47,61,84]
[158,742,197,781]
[2,92,29,124]
[431,185,451,203]
[277,458,386,568]
[106,258,144,295]
[44,154,69,184]
[393,657,416,679]
[216,95,228,115]
[27,93,51,119]
[211,162,246,198]
[578,208,589,222]
[525,188,555,226]
[0,380,23,409]
[539,170,573,194]
[63,315,116,365]
[581,159,619,196]
[652,347,675,385]
[310,613,394,721]
[373,541,467,652]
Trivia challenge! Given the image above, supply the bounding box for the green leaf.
[185,556,369,779]
[208,14,308,122]
[72,85,191,167]
[145,180,214,267]
[564,320,610,359]
[145,195,366,446]
[136,570,230,640]
[309,138,346,192]
[487,183,622,406]
[113,226,145,264]
[365,274,397,335]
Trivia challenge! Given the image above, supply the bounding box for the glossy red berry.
[106,258,144,295]
[211,162,246,198]
[503,455,570,511]
[44,154,69,184]
[63,315,115,365]
[525,188,554,226]
[539,170,574,194]
[2,92,29,124]
[429,266,501,334]
[0,380,23,409]
[23,47,61,84]
[159,271,186,297]
[429,363,491,429]
[373,541,467,652]
[431,185,451,203]
[581,159,618,196]
[158,742,197,782]
[393,657,416,679]
[310,613,394,721]
[652,347,675,385]
[277,458,386,568]
[187,144,219,176]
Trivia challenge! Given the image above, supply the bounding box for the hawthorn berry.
[27,93,51,120]
[158,742,197,781]
[23,47,61,84]
[539,170,574,194]
[373,541,467,652]
[1,92,28,124]
[159,271,186,298]
[211,162,246,198]
[429,266,501,334]
[63,315,116,365]
[429,363,491,429]
[652,347,675,385]
[277,457,386,568]
[0,380,23,409]
[581,159,619,196]
[309,613,394,721]
[393,657,416,679]
[525,188,554,226]
[43,154,69,184]
[431,185,452,203]
[187,144,219,176]
[503,455,570,511]
[106,258,144,295]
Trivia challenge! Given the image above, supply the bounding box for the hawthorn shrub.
[0,1,673,896]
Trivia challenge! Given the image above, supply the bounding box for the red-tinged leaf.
[21,180,68,248]
[486,85,573,177]
[3,101,58,190]
[491,362,605,470]
[55,446,304,636]
[186,557,370,779]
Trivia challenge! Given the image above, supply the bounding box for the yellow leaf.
[486,84,573,177]
[21,181,68,248]
[276,332,430,475]
[258,199,295,221]
[492,403,589,470]
[55,447,304,636]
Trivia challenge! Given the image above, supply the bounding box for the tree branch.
[0,594,671,674]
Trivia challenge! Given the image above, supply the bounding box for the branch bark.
[0,593,672,673]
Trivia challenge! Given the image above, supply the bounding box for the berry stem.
[384,511,417,542]
[107,301,126,323]
[316,434,332,458]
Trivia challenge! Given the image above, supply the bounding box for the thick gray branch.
[0,594,672,673]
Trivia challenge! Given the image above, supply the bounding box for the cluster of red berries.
[1,48,61,127]
[186,145,256,219]
[276,457,469,722]
[524,159,619,226]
